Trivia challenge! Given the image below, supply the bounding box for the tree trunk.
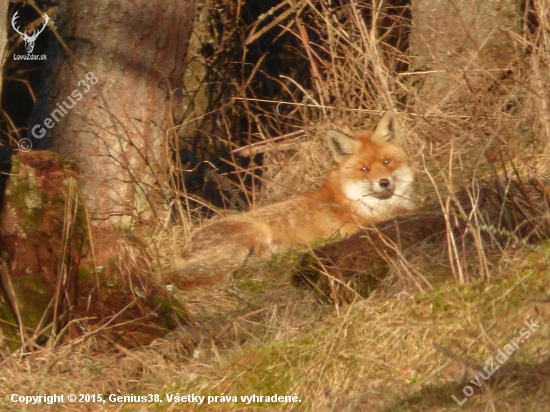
[29,0,197,230]
[0,2,8,102]
[410,0,521,108]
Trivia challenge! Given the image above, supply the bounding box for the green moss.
[0,272,54,353]
[383,381,469,411]
[78,267,91,283]
[409,308,420,319]
[11,272,54,331]
[4,154,87,242]
[231,345,295,401]
[108,258,117,276]
[149,290,189,331]
[5,165,45,230]
[0,287,20,353]
[265,249,301,274]
[237,278,268,293]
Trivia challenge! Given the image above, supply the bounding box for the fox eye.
[383,159,391,165]
[360,166,370,172]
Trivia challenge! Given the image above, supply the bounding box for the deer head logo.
[11,11,50,54]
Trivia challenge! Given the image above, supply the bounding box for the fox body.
[168,111,415,289]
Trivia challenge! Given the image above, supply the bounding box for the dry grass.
[2,0,550,411]
[0,248,549,411]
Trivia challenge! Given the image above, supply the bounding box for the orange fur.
[168,111,415,289]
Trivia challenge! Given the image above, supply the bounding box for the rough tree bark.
[29,0,197,232]
[0,3,7,102]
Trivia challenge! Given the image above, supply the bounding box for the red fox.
[168,111,415,289]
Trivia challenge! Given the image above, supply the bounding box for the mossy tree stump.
[0,151,185,354]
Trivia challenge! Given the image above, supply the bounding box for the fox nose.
[379,179,391,189]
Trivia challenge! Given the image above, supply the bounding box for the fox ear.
[372,111,401,143]
[327,130,360,163]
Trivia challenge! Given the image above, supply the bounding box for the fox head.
[327,111,413,210]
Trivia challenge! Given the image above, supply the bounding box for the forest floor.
[0,232,549,411]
